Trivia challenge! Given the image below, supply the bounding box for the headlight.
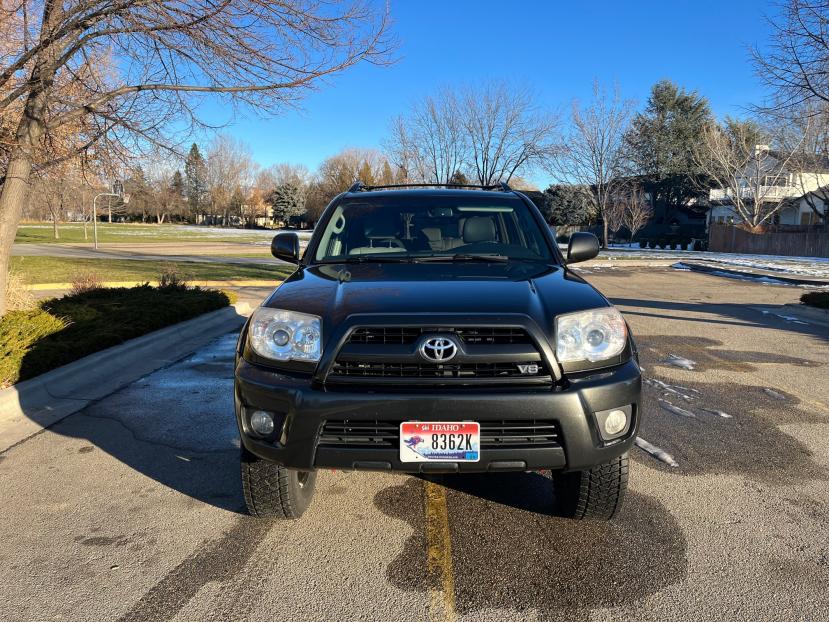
[555,307,627,363]
[249,308,322,362]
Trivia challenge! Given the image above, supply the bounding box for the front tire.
[552,453,629,520]
[240,446,317,519]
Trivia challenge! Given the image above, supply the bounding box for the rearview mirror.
[566,232,600,264]
[271,232,300,264]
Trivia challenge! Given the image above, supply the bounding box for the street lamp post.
[92,182,129,250]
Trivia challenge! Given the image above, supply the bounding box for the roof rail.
[348,182,513,192]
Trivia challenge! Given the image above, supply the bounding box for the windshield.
[312,195,554,263]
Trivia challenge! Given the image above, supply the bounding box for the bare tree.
[552,82,633,247]
[386,90,466,184]
[605,195,627,241]
[387,82,558,186]
[206,134,255,224]
[694,119,806,229]
[753,1,829,111]
[775,103,829,225]
[461,82,559,186]
[0,0,391,314]
[620,185,653,241]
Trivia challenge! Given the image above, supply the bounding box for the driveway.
[1,268,827,621]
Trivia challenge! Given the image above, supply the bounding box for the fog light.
[594,405,632,441]
[604,409,627,436]
[250,410,275,436]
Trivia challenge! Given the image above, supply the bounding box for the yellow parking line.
[424,479,457,622]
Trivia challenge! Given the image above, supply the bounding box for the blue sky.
[197,0,779,187]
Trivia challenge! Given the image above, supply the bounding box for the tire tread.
[553,453,629,520]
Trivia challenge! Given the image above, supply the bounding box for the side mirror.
[566,232,600,264]
[271,232,300,264]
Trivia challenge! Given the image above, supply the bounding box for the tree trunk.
[0,0,64,314]
[52,213,59,240]
[602,219,609,248]
[0,153,36,313]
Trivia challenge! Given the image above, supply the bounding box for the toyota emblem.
[419,336,459,362]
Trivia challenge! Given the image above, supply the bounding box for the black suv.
[234,184,641,520]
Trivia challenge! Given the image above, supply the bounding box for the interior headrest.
[364,221,398,239]
[421,227,442,242]
[463,216,496,243]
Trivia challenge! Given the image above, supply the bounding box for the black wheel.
[240,446,317,519]
[552,453,629,520]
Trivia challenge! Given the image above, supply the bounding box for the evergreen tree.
[171,170,185,197]
[267,183,305,225]
[380,160,395,185]
[358,160,374,186]
[541,184,596,225]
[184,143,208,221]
[623,80,712,211]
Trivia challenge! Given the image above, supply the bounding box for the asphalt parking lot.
[1,267,828,622]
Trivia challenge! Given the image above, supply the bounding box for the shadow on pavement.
[28,331,246,514]
[376,474,686,621]
[610,296,829,342]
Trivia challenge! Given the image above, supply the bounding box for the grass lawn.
[15,222,312,244]
[11,256,293,284]
[1,285,235,387]
[801,291,829,309]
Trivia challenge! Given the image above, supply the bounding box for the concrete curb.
[0,302,251,453]
[677,261,829,286]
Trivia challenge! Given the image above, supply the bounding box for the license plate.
[399,422,480,462]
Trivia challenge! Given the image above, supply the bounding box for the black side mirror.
[566,232,600,264]
[271,232,300,264]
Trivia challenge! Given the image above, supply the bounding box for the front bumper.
[235,359,641,474]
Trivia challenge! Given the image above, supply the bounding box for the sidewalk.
[0,302,251,452]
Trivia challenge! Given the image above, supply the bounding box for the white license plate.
[399,421,480,462]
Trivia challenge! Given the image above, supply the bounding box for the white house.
[707,146,829,226]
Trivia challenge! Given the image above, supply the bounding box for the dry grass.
[7,271,36,311]
[69,271,103,296]
[158,263,189,289]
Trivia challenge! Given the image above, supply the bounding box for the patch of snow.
[634,437,679,467]
[658,399,697,419]
[763,388,787,401]
[644,378,696,401]
[776,314,809,324]
[700,408,733,419]
[604,248,829,278]
[664,354,696,370]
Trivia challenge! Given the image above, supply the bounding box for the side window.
[513,207,542,255]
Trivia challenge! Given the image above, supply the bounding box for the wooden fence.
[708,223,829,257]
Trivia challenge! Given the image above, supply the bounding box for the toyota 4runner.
[234,184,641,520]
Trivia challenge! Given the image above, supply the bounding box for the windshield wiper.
[317,256,414,264]
[412,253,511,263]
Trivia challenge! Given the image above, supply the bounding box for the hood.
[263,262,610,339]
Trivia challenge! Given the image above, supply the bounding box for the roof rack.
[347,182,513,193]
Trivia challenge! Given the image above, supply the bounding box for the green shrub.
[638,239,648,249]
[0,309,66,387]
[1,284,232,386]
[801,292,829,309]
[692,239,706,251]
